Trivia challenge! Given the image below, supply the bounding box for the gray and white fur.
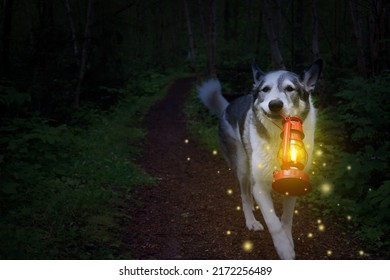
[198,60,322,259]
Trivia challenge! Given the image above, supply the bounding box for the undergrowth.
[0,71,179,259]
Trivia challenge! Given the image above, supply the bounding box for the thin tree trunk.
[182,0,196,59]
[2,0,14,78]
[261,0,285,69]
[75,0,94,109]
[311,0,320,60]
[197,0,208,42]
[64,0,80,63]
[348,0,367,78]
[208,0,217,78]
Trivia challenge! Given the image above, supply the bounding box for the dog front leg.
[252,186,295,260]
[281,196,296,248]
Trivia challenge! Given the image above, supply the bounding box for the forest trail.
[125,77,366,260]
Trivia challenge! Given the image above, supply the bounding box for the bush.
[309,72,390,253]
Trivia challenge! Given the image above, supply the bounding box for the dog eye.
[261,86,270,93]
[285,86,295,92]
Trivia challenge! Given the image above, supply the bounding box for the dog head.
[251,60,322,120]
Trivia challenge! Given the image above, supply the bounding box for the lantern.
[272,115,312,196]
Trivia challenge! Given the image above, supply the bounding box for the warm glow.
[242,241,254,252]
[227,189,233,195]
[290,146,297,162]
[226,230,232,235]
[320,183,332,195]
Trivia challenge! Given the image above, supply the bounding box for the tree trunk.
[2,0,14,78]
[75,0,94,109]
[261,0,285,69]
[348,0,367,78]
[64,0,80,64]
[311,0,320,60]
[182,0,196,59]
[208,0,217,78]
[197,0,207,41]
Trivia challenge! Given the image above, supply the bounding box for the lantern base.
[272,169,311,196]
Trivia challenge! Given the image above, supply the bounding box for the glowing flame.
[290,146,297,162]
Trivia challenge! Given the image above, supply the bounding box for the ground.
[125,77,367,260]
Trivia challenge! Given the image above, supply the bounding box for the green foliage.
[308,72,390,254]
[0,71,174,259]
[185,87,220,152]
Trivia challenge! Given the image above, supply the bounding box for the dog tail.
[198,79,229,118]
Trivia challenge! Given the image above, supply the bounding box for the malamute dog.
[198,59,322,259]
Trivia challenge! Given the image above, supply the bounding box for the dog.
[198,59,322,259]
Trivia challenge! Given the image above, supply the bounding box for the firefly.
[242,241,254,252]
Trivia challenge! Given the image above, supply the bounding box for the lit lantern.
[272,115,311,196]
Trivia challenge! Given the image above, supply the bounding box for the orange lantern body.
[272,115,312,196]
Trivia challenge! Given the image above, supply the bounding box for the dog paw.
[246,220,264,231]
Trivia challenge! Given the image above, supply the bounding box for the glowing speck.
[359,250,365,256]
[316,150,323,156]
[285,192,289,196]
[368,188,372,192]
[257,163,263,169]
[313,161,316,165]
[312,171,315,175]
[236,206,241,211]
[327,250,333,256]
[217,170,220,174]
[306,144,311,149]
[307,233,314,238]
[227,189,233,195]
[269,209,274,213]
[184,139,189,144]
[212,150,218,155]
[255,205,259,210]
[273,166,277,170]
[226,230,232,235]
[242,240,254,252]
[318,224,325,231]
[320,183,332,195]
[322,162,327,167]
[337,203,340,207]
[187,157,191,161]
[265,145,271,151]
[294,210,299,214]
[347,215,352,221]
[317,219,322,224]
[347,165,352,170]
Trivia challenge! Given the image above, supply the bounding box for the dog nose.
[268,99,284,112]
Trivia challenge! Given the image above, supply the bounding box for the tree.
[260,0,285,69]
[75,0,94,109]
[1,0,14,78]
[207,0,217,78]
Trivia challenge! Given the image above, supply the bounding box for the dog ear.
[252,60,265,84]
[300,59,323,92]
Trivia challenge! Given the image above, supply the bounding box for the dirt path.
[125,77,366,260]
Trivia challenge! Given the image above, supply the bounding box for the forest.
[0,0,389,259]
